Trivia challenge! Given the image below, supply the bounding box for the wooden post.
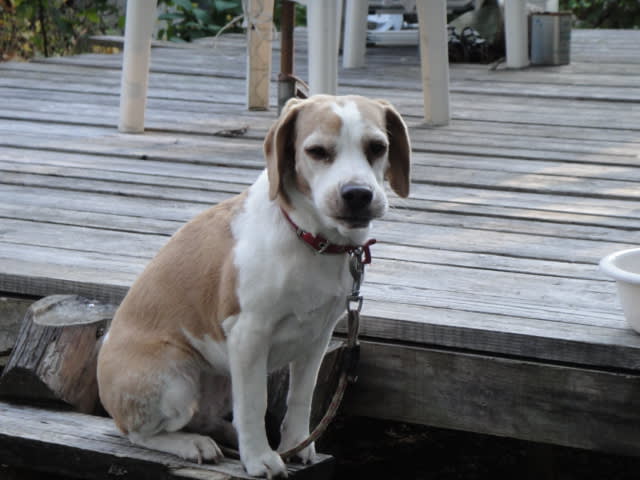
[343,0,369,69]
[0,295,116,414]
[505,0,529,69]
[118,0,158,133]
[277,0,295,113]
[416,0,450,126]
[307,0,342,95]
[246,0,275,110]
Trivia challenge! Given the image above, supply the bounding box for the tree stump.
[0,296,33,369]
[0,295,117,414]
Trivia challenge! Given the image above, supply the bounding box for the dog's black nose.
[341,184,373,211]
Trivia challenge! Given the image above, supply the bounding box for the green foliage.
[0,0,121,61]
[0,0,308,59]
[561,0,640,28]
[157,0,244,42]
[157,0,306,43]
[273,1,306,29]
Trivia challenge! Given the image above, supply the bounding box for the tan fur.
[377,99,411,197]
[264,99,301,203]
[97,192,246,434]
[293,97,344,154]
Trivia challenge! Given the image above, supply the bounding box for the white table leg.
[504,0,529,69]
[416,0,450,126]
[307,0,342,95]
[343,0,368,68]
[118,0,158,133]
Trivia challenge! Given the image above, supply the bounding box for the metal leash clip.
[345,248,366,381]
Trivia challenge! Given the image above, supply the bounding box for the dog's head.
[264,95,410,240]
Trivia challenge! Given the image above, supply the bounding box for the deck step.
[0,401,334,480]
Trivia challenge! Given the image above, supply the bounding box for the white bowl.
[600,248,640,334]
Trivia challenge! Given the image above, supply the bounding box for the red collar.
[281,209,376,264]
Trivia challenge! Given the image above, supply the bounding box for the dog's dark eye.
[305,145,330,160]
[368,141,387,157]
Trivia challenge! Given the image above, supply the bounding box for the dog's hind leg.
[98,344,224,464]
[186,373,238,449]
[125,373,224,464]
[129,431,222,464]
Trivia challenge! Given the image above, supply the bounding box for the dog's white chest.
[267,291,345,370]
[247,243,351,370]
[227,172,356,369]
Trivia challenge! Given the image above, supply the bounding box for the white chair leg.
[546,0,559,12]
[343,0,368,68]
[307,0,342,95]
[118,0,158,133]
[504,0,529,69]
[416,0,450,126]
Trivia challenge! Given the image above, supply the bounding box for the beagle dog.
[97,95,410,478]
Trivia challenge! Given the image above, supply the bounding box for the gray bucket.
[530,12,572,65]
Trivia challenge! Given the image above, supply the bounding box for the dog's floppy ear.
[379,100,411,198]
[264,98,303,202]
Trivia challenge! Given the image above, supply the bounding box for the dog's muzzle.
[339,184,375,228]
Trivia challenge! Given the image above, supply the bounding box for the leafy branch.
[157,0,243,42]
[1,0,122,61]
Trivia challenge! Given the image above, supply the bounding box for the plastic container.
[530,12,572,66]
[600,248,640,334]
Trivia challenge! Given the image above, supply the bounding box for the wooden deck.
[1,27,640,459]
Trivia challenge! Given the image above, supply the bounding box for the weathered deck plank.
[345,340,640,457]
[1,27,640,459]
[0,401,334,479]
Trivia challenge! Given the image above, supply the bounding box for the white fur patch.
[331,101,364,144]
[183,329,230,373]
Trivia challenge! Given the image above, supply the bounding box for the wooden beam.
[246,0,275,110]
[0,401,334,479]
[344,340,640,457]
[277,0,295,113]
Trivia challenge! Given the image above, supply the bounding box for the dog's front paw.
[281,441,316,465]
[279,417,316,464]
[242,448,287,478]
[279,434,316,465]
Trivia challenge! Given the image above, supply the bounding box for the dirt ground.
[320,415,640,480]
